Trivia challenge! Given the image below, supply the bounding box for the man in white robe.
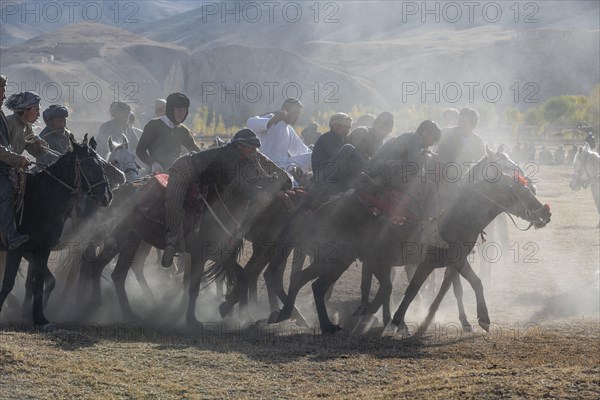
[246,98,312,172]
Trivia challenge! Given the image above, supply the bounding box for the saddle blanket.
[135,173,208,232]
[355,188,420,225]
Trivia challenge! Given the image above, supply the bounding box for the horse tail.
[200,239,244,290]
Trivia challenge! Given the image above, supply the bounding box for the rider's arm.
[181,126,201,153]
[136,121,155,168]
[246,115,271,134]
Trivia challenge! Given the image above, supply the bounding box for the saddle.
[355,188,420,226]
[135,173,208,233]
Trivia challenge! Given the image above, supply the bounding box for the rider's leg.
[162,157,195,267]
[0,172,29,250]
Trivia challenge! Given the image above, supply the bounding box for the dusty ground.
[1,164,599,399]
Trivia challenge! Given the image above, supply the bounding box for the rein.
[471,186,536,232]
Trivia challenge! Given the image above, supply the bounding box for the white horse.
[570,143,600,227]
[107,134,142,182]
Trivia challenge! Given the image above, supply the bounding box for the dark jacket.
[311,131,345,173]
[190,144,292,195]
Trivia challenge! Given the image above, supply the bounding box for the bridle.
[471,178,547,231]
[32,153,109,198]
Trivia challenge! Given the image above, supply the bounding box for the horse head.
[468,151,551,229]
[107,134,140,182]
[69,135,113,206]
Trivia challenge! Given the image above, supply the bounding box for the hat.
[328,112,352,128]
[232,128,261,148]
[43,104,69,125]
[165,93,190,125]
[4,91,41,112]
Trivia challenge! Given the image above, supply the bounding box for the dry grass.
[1,164,599,399]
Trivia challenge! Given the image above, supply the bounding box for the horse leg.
[42,264,56,310]
[355,262,374,316]
[450,268,472,331]
[390,260,435,335]
[31,251,52,327]
[263,245,293,311]
[186,253,206,331]
[131,242,154,301]
[219,257,248,319]
[312,259,354,333]
[416,267,454,337]
[457,260,490,331]
[110,232,142,322]
[244,244,265,307]
[0,250,23,317]
[268,257,325,324]
[404,263,423,313]
[22,262,34,317]
[80,239,119,316]
[367,264,394,325]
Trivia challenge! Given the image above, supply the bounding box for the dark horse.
[78,170,280,330]
[270,149,551,334]
[0,137,112,328]
[17,136,125,317]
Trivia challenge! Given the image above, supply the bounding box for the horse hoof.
[267,310,281,324]
[219,302,234,319]
[462,323,473,333]
[322,324,342,334]
[478,319,490,332]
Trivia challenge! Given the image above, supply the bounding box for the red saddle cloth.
[356,188,420,225]
[135,174,208,232]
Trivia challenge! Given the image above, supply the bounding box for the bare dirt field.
[1,164,599,399]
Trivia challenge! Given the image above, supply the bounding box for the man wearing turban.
[0,84,51,249]
[36,104,72,164]
[96,101,140,158]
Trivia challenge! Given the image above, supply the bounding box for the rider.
[310,112,367,198]
[161,128,292,267]
[37,104,71,165]
[347,111,395,160]
[0,87,50,250]
[246,98,312,172]
[96,101,140,158]
[366,120,447,247]
[436,107,486,204]
[136,93,200,174]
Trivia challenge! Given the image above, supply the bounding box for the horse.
[269,148,551,334]
[107,134,142,183]
[0,137,112,328]
[388,150,551,336]
[570,143,600,227]
[78,156,284,330]
[15,136,125,313]
[357,150,537,327]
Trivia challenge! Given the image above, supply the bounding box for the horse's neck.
[442,186,502,243]
[27,160,78,219]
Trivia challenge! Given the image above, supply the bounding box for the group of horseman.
[1,71,490,307]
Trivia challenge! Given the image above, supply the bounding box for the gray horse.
[570,143,600,227]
